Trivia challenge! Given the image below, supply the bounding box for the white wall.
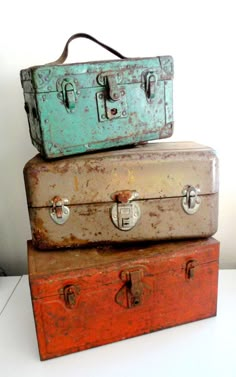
[0,0,235,275]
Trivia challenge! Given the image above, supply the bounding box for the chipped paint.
[28,238,219,360]
[24,142,219,250]
[20,54,174,159]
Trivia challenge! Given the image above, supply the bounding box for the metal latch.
[56,78,79,112]
[182,185,201,215]
[185,260,198,279]
[145,72,156,100]
[110,190,141,231]
[64,82,76,110]
[50,196,70,225]
[59,285,80,309]
[115,268,151,309]
[98,72,122,100]
[97,71,127,121]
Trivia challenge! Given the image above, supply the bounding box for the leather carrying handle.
[48,33,127,65]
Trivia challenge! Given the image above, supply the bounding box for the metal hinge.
[182,185,201,215]
[50,196,70,225]
[97,71,127,121]
[115,268,151,309]
[110,190,141,231]
[59,285,80,309]
[56,77,80,112]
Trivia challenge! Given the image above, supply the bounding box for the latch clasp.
[182,185,201,215]
[64,82,76,110]
[97,72,122,101]
[145,72,156,100]
[110,190,141,231]
[97,71,127,121]
[116,268,151,309]
[59,285,80,308]
[185,260,198,279]
[50,196,70,225]
[56,78,79,112]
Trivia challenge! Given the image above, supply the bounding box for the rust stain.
[149,212,160,217]
[127,169,135,184]
[32,216,50,249]
[33,216,45,230]
[34,231,90,250]
[84,160,106,174]
[159,122,173,139]
[62,234,89,245]
[25,168,40,185]
[111,190,133,203]
[73,176,79,191]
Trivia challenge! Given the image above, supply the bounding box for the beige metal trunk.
[23,142,219,250]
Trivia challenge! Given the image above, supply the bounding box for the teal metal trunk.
[20,34,174,159]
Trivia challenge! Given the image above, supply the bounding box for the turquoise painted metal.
[20,34,174,159]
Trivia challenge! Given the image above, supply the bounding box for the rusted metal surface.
[59,285,80,308]
[28,238,219,360]
[24,142,219,250]
[111,190,138,203]
[20,34,174,159]
[185,259,198,279]
[24,142,218,249]
[115,268,152,308]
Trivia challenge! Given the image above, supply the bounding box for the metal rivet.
[122,111,126,116]
[99,93,104,99]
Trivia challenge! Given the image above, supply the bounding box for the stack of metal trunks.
[20,33,219,360]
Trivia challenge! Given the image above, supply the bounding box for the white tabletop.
[0,276,21,314]
[0,271,235,377]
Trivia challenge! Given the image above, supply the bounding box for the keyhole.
[111,108,117,115]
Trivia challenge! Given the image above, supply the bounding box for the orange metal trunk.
[28,238,219,360]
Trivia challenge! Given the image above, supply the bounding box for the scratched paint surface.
[28,238,219,360]
[20,56,173,158]
[23,142,219,250]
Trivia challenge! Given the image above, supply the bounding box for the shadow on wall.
[0,73,36,276]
